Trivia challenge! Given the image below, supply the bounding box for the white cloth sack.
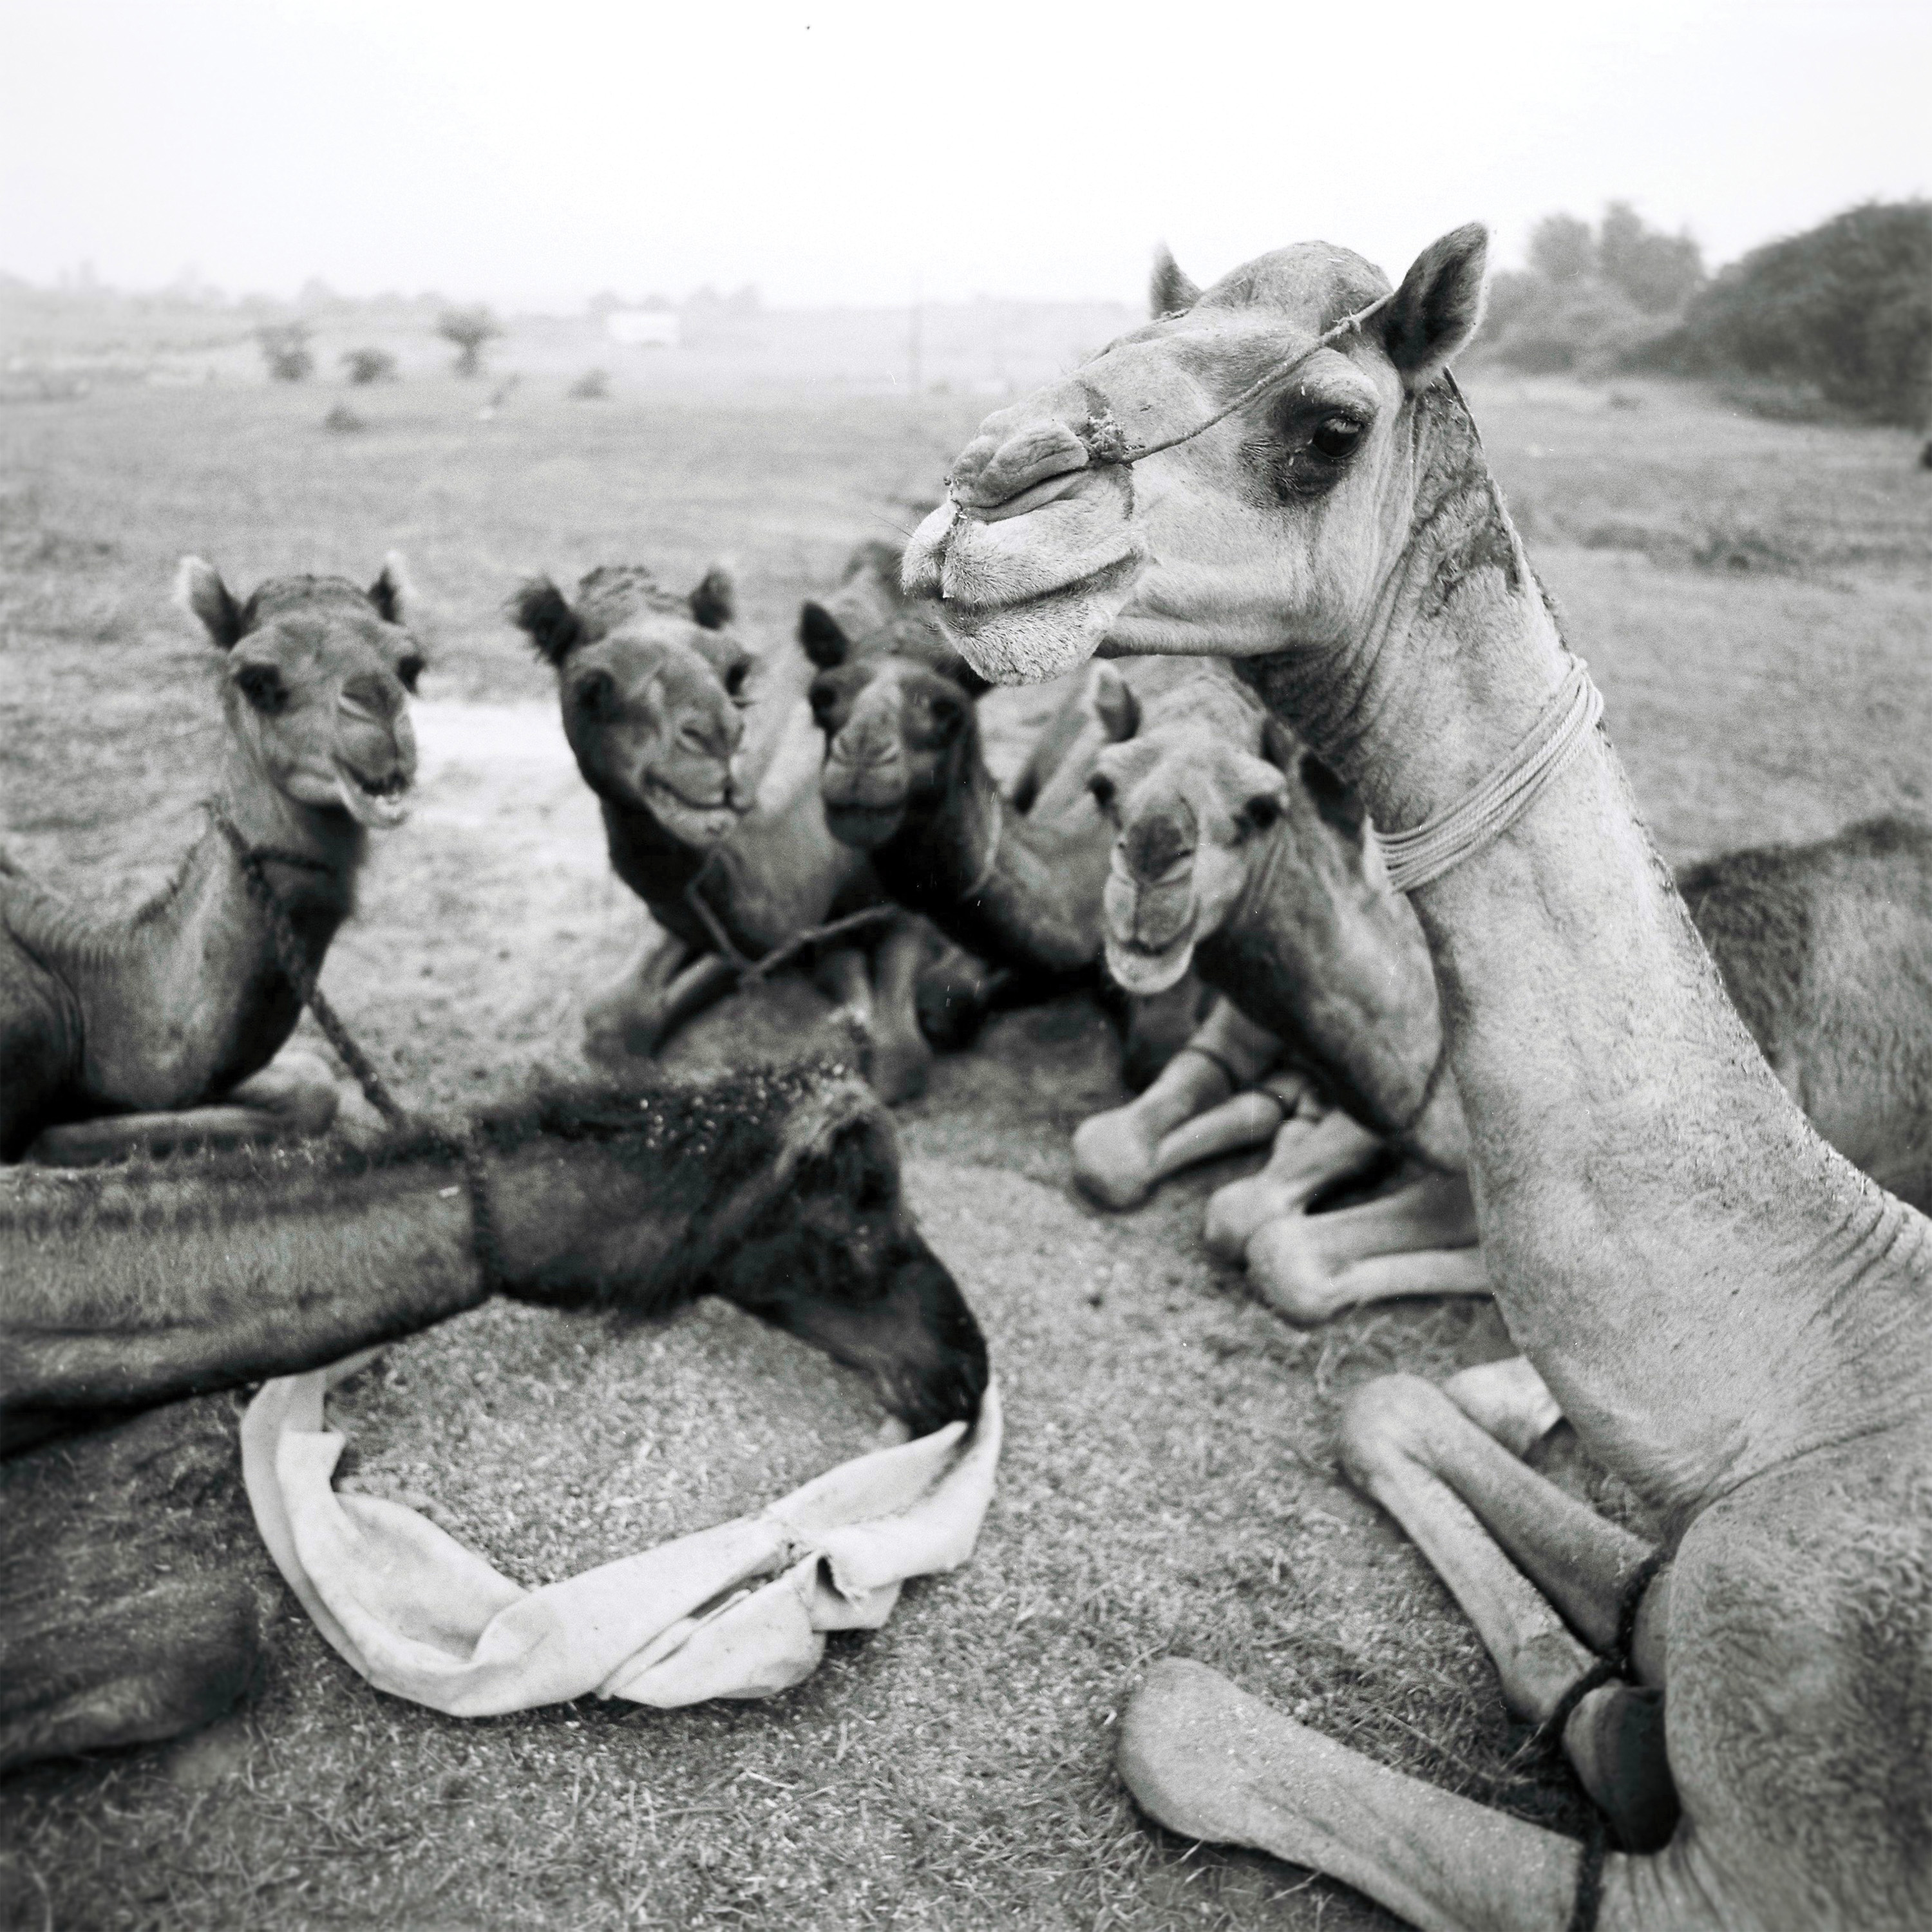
[241,1353,1002,1718]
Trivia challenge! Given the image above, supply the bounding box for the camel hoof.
[1072,1109,1158,1211]
[1245,1218,1350,1325]
[1204,1178,1300,1260]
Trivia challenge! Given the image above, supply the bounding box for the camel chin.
[1106,933,1197,998]
[823,800,906,851]
[639,779,741,848]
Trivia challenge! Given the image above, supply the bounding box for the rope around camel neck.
[1365,658,1604,896]
[213,807,506,1293]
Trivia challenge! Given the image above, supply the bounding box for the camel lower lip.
[1106,935,1195,996]
[824,802,905,849]
[332,766,411,828]
[943,553,1141,632]
[645,775,741,815]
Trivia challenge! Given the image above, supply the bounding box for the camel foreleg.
[1240,1170,1486,1323]
[1204,1106,1391,1259]
[862,919,937,1106]
[584,934,738,1065]
[1338,1370,1677,1853]
[25,1050,343,1168]
[1074,1001,1285,1209]
[1121,1657,1615,1932]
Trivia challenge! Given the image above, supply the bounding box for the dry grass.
[3,369,1930,1931]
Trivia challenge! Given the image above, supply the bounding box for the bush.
[1666,200,1932,426]
[256,322,314,383]
[567,368,611,400]
[341,346,398,386]
[436,305,502,378]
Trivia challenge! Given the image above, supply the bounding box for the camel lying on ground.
[1074,647,1932,1321]
[514,558,990,1104]
[0,1058,989,1773]
[802,585,1208,1087]
[1,558,421,1165]
[909,224,1932,1929]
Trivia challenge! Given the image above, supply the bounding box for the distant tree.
[256,321,314,383]
[1671,200,1932,424]
[568,368,611,400]
[1596,202,1704,314]
[436,304,502,377]
[341,346,398,386]
[1527,213,1595,287]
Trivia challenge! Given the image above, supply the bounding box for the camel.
[512,558,991,1104]
[1,558,421,1166]
[1,1057,989,1772]
[906,225,1932,1929]
[1074,654,1932,1324]
[802,587,1209,1086]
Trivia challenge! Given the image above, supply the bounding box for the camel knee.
[1073,1104,1161,1210]
[239,1052,341,1135]
[1335,1373,1449,1490]
[1205,1171,1302,1258]
[867,1023,933,1106]
[1244,1216,1356,1324]
[1565,1681,1680,1853]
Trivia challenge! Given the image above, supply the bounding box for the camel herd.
[5,222,1929,1931]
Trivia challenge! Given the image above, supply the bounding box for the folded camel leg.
[583,933,737,1065]
[1073,999,1285,1209]
[1120,1657,1620,1932]
[862,918,936,1106]
[1204,1107,1394,1260]
[1241,1169,1487,1323]
[26,1049,343,1168]
[0,1394,276,1773]
[1338,1372,1678,1852]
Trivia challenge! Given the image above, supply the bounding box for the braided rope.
[679,859,895,985]
[213,808,504,1292]
[1367,659,1604,896]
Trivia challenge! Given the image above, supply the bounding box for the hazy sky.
[4,0,1927,310]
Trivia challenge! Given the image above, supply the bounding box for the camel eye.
[724,658,752,704]
[574,670,616,719]
[397,654,425,694]
[1242,792,1283,835]
[928,694,965,741]
[1310,415,1364,463]
[234,663,287,715]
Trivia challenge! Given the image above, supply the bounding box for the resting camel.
[1,1058,989,1772]
[512,559,988,1104]
[907,225,1932,1929]
[1074,650,1932,1321]
[803,587,1208,1086]
[1,558,421,1165]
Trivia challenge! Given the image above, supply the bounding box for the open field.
[3,368,1930,1931]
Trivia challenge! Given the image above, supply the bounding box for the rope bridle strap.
[213,806,506,1294]
[1365,658,1604,896]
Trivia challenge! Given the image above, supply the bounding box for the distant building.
[605,309,680,349]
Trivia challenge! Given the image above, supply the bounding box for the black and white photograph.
[3,3,1929,1926]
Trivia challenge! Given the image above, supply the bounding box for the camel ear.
[1150,245,1201,319]
[367,549,415,626]
[508,576,584,665]
[1379,223,1488,389]
[799,600,852,669]
[688,564,735,630]
[1090,663,1139,743]
[175,556,245,650]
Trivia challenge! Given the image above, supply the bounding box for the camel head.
[513,563,753,848]
[800,591,990,850]
[1083,664,1292,994]
[176,555,422,829]
[902,226,1490,687]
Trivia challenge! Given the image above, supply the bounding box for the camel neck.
[1248,391,1932,1506]
[878,743,1104,976]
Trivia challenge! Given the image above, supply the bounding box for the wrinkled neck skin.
[874,725,1106,977]
[46,735,363,1113]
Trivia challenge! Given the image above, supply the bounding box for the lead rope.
[213,807,504,1293]
[1365,658,1605,896]
[679,856,896,984]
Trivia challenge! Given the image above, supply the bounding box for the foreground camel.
[1,1058,989,1772]
[908,226,1932,1929]
[805,588,1209,1084]
[1,558,421,1164]
[1076,655,1932,1320]
[513,560,986,1103]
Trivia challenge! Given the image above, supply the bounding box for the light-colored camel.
[1,558,421,1166]
[908,225,1932,1929]
[803,585,1208,1086]
[0,1059,989,1770]
[512,559,987,1104]
[1075,653,1932,1322]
